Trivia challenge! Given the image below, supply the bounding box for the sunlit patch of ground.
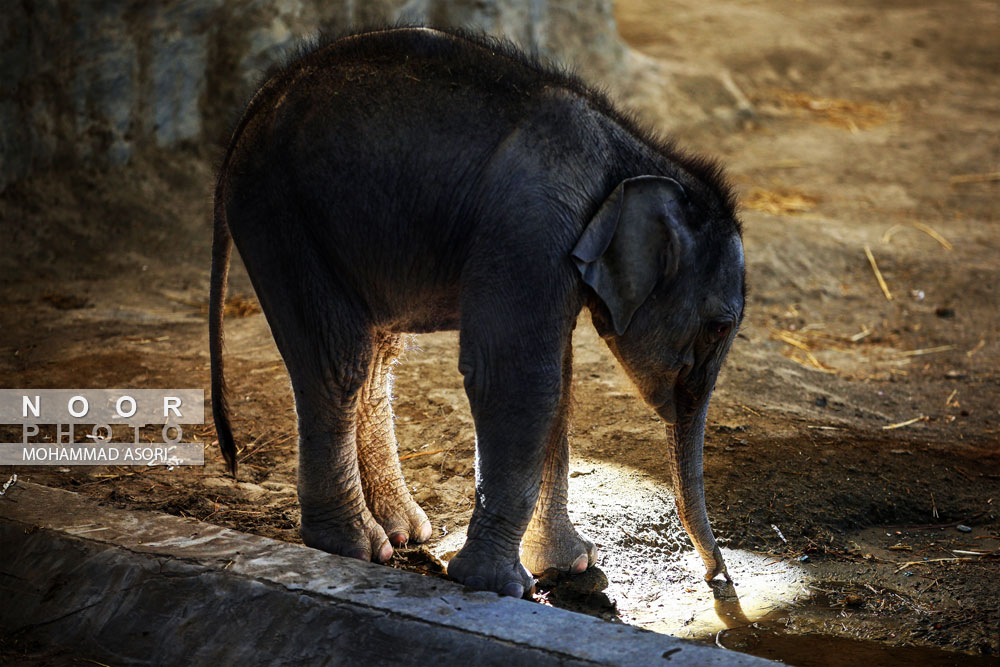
[562,459,810,637]
[428,457,811,639]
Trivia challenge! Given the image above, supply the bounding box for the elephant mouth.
[652,395,678,425]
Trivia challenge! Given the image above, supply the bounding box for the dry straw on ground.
[881,222,953,250]
[165,293,261,318]
[949,171,1000,185]
[864,245,893,301]
[223,295,262,318]
[769,90,899,131]
[769,326,840,374]
[744,187,820,215]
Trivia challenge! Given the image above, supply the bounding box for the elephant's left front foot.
[521,520,597,576]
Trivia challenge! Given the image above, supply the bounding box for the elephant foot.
[522,520,597,576]
[447,541,535,598]
[367,488,432,548]
[300,505,393,563]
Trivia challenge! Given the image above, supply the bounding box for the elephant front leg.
[521,342,597,575]
[356,332,431,547]
[447,325,572,597]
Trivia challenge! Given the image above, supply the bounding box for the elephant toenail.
[377,541,394,562]
[415,521,432,543]
[388,531,409,547]
[571,554,589,574]
[501,582,524,598]
[345,548,369,561]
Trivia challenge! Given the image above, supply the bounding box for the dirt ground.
[1,0,997,664]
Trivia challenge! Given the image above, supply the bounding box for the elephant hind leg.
[356,332,431,547]
[235,227,393,564]
[283,322,395,565]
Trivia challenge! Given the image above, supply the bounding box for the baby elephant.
[210,27,744,598]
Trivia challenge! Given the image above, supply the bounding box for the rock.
[956,524,972,533]
[151,32,208,146]
[2,0,747,192]
[70,1,137,164]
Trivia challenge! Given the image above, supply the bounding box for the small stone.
[956,524,972,533]
[798,555,809,562]
[815,396,828,408]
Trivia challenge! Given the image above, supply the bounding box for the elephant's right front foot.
[447,541,535,598]
[300,506,393,564]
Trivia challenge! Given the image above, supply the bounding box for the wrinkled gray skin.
[210,27,744,598]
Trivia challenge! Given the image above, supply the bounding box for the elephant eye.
[708,321,732,341]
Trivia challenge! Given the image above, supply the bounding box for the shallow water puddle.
[697,600,997,666]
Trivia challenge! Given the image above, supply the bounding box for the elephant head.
[573,175,744,581]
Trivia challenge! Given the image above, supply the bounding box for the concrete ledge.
[0,482,772,665]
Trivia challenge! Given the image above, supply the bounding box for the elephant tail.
[210,178,238,477]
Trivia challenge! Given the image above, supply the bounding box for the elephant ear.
[572,176,688,335]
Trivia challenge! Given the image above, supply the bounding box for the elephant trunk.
[659,401,730,582]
